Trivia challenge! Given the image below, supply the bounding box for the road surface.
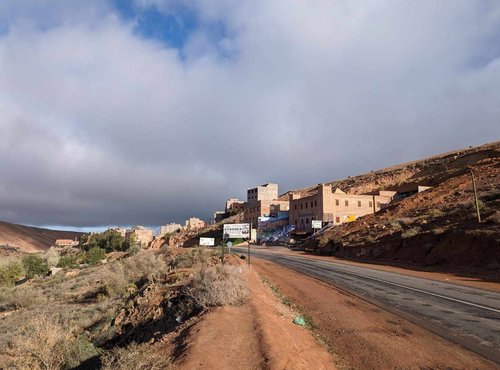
[233,246,500,364]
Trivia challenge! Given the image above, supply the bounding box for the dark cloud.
[0,0,499,228]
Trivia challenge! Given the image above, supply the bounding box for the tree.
[84,247,106,265]
[0,260,25,286]
[85,230,125,252]
[22,255,49,279]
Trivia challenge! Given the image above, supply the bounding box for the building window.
[345,200,348,206]
[369,201,373,208]
[358,201,361,207]
[315,200,317,207]
[336,216,340,223]
[301,204,303,210]
[294,204,297,210]
[376,201,381,208]
[306,218,309,224]
[305,203,308,209]
[311,201,314,208]
[335,199,339,206]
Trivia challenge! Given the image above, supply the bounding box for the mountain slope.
[0,220,82,253]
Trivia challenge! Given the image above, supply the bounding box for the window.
[335,199,339,206]
[301,204,303,210]
[311,201,314,208]
[306,218,309,224]
[369,201,373,208]
[294,204,297,210]
[358,201,361,207]
[345,200,349,206]
[305,203,308,209]
[376,201,381,208]
[315,200,317,207]
[336,216,340,223]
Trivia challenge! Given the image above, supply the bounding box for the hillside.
[303,141,500,271]
[0,220,82,253]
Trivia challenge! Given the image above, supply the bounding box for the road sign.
[226,241,233,248]
[311,220,322,229]
[200,237,215,246]
[223,223,250,239]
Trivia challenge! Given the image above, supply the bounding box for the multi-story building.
[288,184,397,232]
[243,183,290,225]
[185,217,205,230]
[159,223,181,236]
[225,198,245,212]
[125,226,154,247]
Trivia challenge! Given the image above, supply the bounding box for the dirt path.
[253,258,497,370]
[176,263,335,369]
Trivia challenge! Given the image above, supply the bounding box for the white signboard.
[199,237,215,246]
[223,223,250,239]
[311,220,322,229]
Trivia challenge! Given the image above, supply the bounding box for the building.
[185,217,205,230]
[54,239,79,247]
[225,198,245,212]
[125,226,154,247]
[243,183,290,226]
[288,185,397,232]
[159,223,181,236]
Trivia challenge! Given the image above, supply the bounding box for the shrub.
[44,248,61,268]
[0,259,25,287]
[427,209,444,218]
[58,254,79,269]
[0,286,47,310]
[85,230,126,252]
[101,342,172,370]
[2,315,73,370]
[22,254,49,279]
[186,264,248,309]
[84,247,106,265]
[402,227,419,239]
[64,334,100,369]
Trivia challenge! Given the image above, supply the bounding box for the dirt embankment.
[0,220,82,253]
[308,142,500,272]
[253,258,497,370]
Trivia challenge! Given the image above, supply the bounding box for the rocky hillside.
[0,220,82,253]
[305,141,500,271]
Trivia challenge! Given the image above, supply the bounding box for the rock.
[293,316,306,326]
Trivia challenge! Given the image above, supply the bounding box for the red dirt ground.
[252,258,497,370]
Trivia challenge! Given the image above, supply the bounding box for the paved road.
[233,246,500,363]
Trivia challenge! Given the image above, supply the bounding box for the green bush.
[84,230,126,252]
[0,260,25,287]
[84,247,106,265]
[58,254,80,269]
[22,254,49,279]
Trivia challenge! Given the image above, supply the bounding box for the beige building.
[289,185,396,232]
[185,217,205,230]
[225,198,245,212]
[125,226,154,247]
[160,223,181,236]
[243,183,290,225]
[54,239,79,247]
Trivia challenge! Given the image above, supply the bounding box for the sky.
[0,0,499,231]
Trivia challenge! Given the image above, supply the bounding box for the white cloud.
[0,0,499,227]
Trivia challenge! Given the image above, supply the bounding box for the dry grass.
[186,264,248,309]
[101,342,172,370]
[401,227,420,239]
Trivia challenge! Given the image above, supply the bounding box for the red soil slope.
[0,220,81,253]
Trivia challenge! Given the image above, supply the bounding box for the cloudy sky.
[0,0,499,230]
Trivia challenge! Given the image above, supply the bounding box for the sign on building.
[199,237,215,246]
[311,220,322,229]
[223,223,250,239]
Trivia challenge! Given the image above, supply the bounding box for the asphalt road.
[233,246,500,364]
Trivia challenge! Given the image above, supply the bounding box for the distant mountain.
[0,220,82,253]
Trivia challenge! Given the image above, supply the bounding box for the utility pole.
[469,167,481,223]
[248,222,252,265]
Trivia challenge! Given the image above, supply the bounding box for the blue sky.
[0,0,499,231]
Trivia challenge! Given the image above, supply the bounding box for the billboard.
[199,237,215,246]
[223,223,250,239]
[311,220,322,229]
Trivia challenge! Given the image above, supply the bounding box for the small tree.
[0,260,25,287]
[127,233,138,250]
[84,247,106,265]
[22,255,49,279]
